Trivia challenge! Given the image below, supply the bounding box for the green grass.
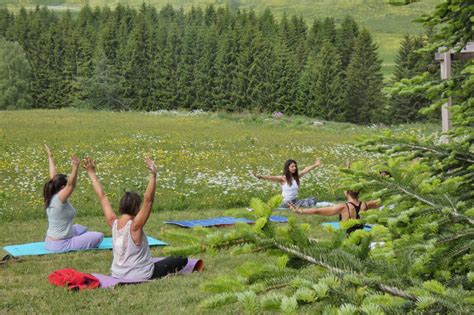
[1,0,443,78]
[0,207,339,313]
[0,109,439,313]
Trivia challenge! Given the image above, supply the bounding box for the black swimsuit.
[339,201,366,234]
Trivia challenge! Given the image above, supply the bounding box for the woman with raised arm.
[82,156,188,281]
[290,190,380,233]
[253,158,322,208]
[43,145,104,252]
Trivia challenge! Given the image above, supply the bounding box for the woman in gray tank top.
[43,145,103,252]
[83,156,187,280]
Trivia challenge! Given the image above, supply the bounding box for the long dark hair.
[346,190,360,199]
[43,174,68,208]
[283,159,299,186]
[119,192,142,216]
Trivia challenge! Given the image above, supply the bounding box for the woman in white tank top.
[83,157,188,280]
[253,158,322,208]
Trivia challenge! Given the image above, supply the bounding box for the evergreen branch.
[364,141,474,165]
[214,239,252,249]
[443,194,474,225]
[402,144,474,164]
[377,284,417,301]
[386,182,474,225]
[265,239,418,301]
[261,283,290,294]
[442,241,473,261]
[436,230,474,244]
[389,182,436,207]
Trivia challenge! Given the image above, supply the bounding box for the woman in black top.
[290,190,379,233]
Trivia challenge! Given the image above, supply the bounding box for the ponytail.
[43,174,68,208]
[43,180,54,208]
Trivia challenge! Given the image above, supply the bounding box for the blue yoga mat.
[321,222,373,231]
[165,215,288,228]
[3,236,167,257]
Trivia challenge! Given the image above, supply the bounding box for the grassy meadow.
[1,0,442,77]
[0,109,389,222]
[0,110,438,313]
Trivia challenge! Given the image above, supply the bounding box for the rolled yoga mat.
[92,257,204,288]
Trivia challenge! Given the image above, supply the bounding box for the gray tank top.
[111,220,154,280]
[46,194,76,239]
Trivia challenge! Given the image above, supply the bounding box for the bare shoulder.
[333,203,346,211]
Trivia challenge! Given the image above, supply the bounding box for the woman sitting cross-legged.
[290,190,380,234]
[252,158,323,208]
[82,156,187,281]
[43,145,104,252]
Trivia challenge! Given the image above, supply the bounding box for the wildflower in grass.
[272,111,284,119]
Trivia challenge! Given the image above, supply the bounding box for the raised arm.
[299,158,321,177]
[44,144,56,179]
[82,157,116,228]
[57,155,79,203]
[131,158,157,232]
[290,203,345,216]
[252,171,285,184]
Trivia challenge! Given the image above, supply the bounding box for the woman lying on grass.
[290,190,380,234]
[43,145,103,252]
[82,156,187,281]
[253,158,322,208]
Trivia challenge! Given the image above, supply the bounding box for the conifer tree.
[29,7,58,108]
[233,23,255,111]
[270,41,299,114]
[176,23,203,109]
[258,8,276,38]
[345,29,385,123]
[296,53,317,115]
[0,8,15,40]
[289,15,307,70]
[56,11,78,106]
[320,17,336,44]
[123,4,156,110]
[336,15,359,70]
[13,8,31,57]
[75,5,98,80]
[245,32,275,112]
[0,38,32,109]
[193,27,219,110]
[153,20,182,110]
[214,27,239,111]
[312,42,346,120]
[77,50,129,110]
[388,35,432,123]
[204,4,217,27]
[306,18,323,58]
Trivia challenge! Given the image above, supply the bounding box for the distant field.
[1,0,442,77]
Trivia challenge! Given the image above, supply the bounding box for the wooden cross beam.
[434,42,474,142]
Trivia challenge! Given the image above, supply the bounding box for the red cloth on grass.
[48,268,100,291]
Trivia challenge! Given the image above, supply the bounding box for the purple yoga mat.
[92,257,204,288]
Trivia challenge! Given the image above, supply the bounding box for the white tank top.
[281,179,299,202]
[111,220,154,280]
